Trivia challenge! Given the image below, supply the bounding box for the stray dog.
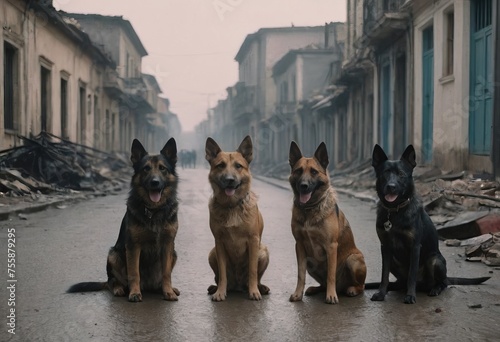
[370,144,489,304]
[288,141,367,304]
[68,138,180,302]
[205,136,270,301]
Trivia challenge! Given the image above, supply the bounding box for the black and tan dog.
[68,138,180,302]
[370,144,489,304]
[288,141,366,304]
[205,136,270,301]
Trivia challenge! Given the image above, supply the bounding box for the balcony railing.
[231,83,257,119]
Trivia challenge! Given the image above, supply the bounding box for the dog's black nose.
[224,176,236,186]
[150,178,161,188]
[299,183,308,192]
[387,183,397,193]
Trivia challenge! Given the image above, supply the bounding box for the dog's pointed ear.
[205,137,222,163]
[131,139,148,165]
[161,138,177,165]
[314,142,329,170]
[236,135,253,164]
[289,141,303,168]
[401,144,416,169]
[372,144,388,169]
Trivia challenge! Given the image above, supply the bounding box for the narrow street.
[0,168,498,341]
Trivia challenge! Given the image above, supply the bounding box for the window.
[60,77,69,138]
[291,74,297,102]
[41,66,51,132]
[280,81,289,104]
[444,10,454,76]
[3,42,17,130]
[79,85,86,144]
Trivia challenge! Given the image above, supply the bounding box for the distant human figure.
[179,149,196,169]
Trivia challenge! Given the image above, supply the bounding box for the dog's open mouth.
[149,190,163,203]
[224,184,240,197]
[299,192,312,204]
[384,194,398,203]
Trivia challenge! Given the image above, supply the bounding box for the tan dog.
[288,141,366,304]
[205,136,270,301]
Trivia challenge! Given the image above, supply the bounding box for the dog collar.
[381,198,411,213]
[144,207,154,219]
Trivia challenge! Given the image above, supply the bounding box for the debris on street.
[0,132,130,212]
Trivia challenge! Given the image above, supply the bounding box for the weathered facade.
[233,26,326,165]
[1,0,119,150]
[63,13,162,152]
[270,22,347,167]
[413,0,497,174]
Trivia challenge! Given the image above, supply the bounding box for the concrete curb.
[0,194,92,221]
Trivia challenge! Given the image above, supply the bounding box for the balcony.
[121,77,154,113]
[358,0,410,48]
[231,82,258,120]
[103,69,124,97]
[275,102,297,115]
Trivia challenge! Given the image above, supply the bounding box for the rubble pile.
[0,132,129,197]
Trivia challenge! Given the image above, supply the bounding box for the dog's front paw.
[128,292,143,302]
[113,286,126,297]
[371,291,386,301]
[163,291,179,301]
[249,290,262,301]
[325,293,339,304]
[212,291,226,302]
[403,295,416,304]
[289,292,303,302]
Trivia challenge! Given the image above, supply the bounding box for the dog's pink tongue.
[300,192,312,204]
[149,191,162,203]
[385,194,398,203]
[225,188,236,196]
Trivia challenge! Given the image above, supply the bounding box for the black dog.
[68,138,180,302]
[369,144,489,304]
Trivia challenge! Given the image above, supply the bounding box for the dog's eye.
[143,165,152,172]
[216,163,225,169]
[293,168,303,175]
[398,170,405,177]
[310,168,318,176]
[234,163,242,169]
[159,165,167,171]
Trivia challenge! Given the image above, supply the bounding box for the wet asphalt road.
[0,168,499,342]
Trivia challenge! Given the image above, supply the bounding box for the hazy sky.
[55,0,347,132]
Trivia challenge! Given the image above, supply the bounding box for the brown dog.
[205,136,270,301]
[288,141,366,304]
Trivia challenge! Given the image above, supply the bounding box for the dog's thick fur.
[288,142,366,304]
[369,144,489,304]
[205,136,270,301]
[67,138,180,302]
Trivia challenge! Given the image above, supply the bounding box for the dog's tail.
[364,282,403,291]
[67,282,108,293]
[446,277,490,286]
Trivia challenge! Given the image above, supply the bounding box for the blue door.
[470,0,493,155]
[422,26,434,163]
